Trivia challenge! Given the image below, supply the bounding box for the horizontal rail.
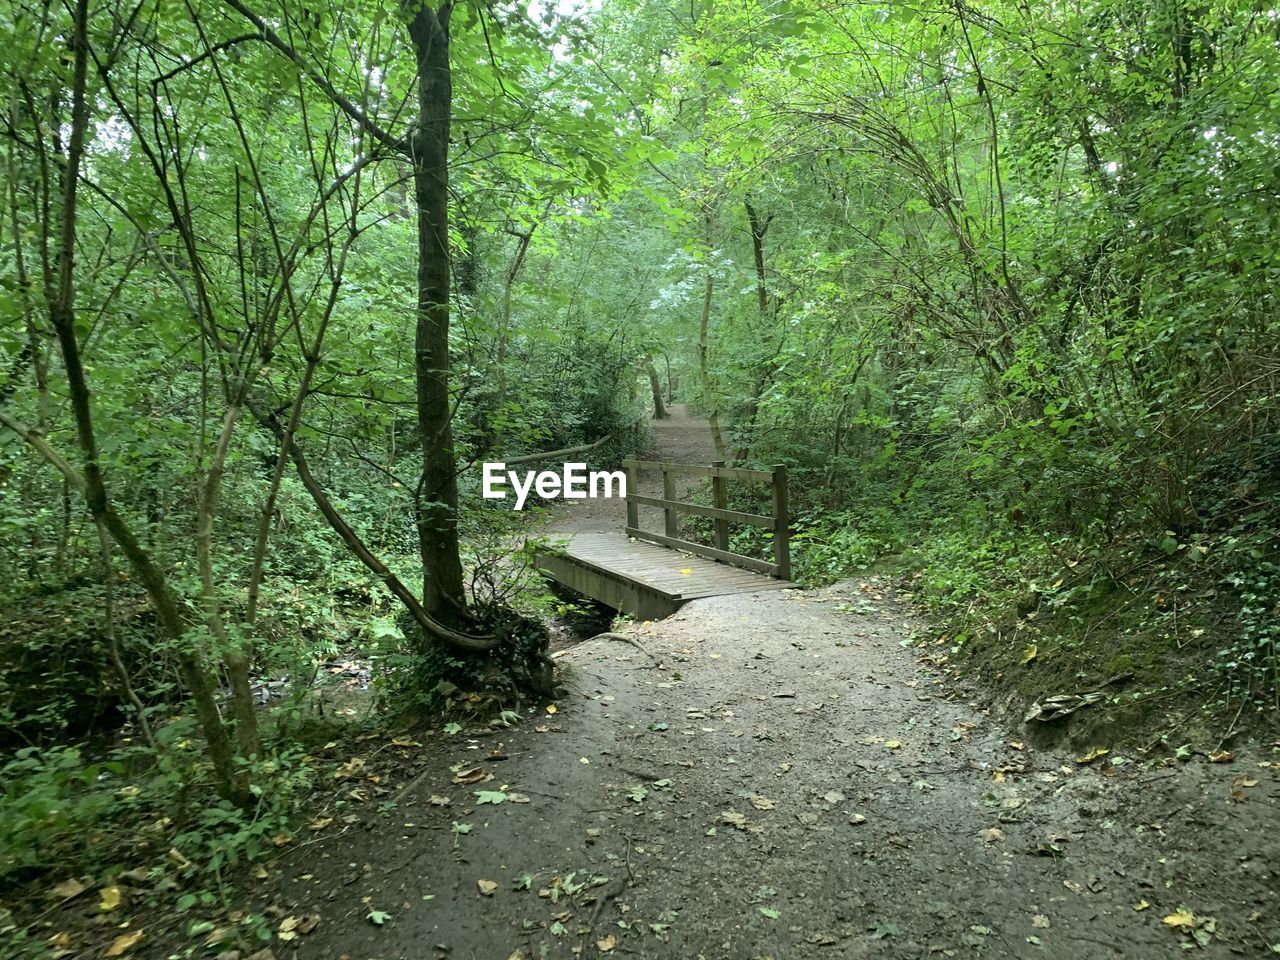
[623,459,773,482]
[627,493,773,529]
[625,527,778,577]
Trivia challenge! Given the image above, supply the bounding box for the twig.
[588,632,663,668]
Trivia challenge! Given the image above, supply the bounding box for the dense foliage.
[0,0,1276,923]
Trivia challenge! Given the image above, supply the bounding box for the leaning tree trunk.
[407,1,467,625]
[645,356,667,419]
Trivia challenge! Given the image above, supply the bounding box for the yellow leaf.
[105,930,145,957]
[597,933,618,952]
[1134,900,1151,911]
[47,932,71,948]
[477,879,498,896]
[271,833,292,847]
[546,705,557,714]
[1162,909,1197,931]
[99,886,122,912]
[1075,747,1109,764]
[678,568,693,576]
[1020,643,1038,665]
[1207,750,1233,763]
[308,816,333,831]
[884,740,902,750]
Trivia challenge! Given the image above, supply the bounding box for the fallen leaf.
[334,757,366,779]
[390,737,421,748]
[981,827,1006,843]
[1075,747,1109,764]
[452,767,487,785]
[51,878,89,901]
[751,796,776,810]
[1032,914,1050,929]
[507,792,531,803]
[1163,908,1197,932]
[99,885,122,912]
[720,810,748,828]
[105,930,145,957]
[1021,643,1038,665]
[271,833,292,847]
[1208,750,1233,764]
[47,932,71,948]
[474,790,507,805]
[848,813,867,825]
[1134,900,1151,912]
[597,933,618,951]
[478,879,498,896]
[884,740,902,750]
[307,816,333,831]
[546,705,557,714]
[429,795,451,806]
[366,910,391,925]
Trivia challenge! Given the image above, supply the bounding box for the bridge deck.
[537,532,794,621]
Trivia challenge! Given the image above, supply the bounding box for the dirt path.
[542,402,717,537]
[243,412,1279,960]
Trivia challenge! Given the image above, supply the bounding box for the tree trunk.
[697,246,728,461]
[407,2,466,625]
[42,0,246,804]
[645,356,667,419]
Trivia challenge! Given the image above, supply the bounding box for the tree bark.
[407,1,467,625]
[697,253,727,461]
[645,356,667,419]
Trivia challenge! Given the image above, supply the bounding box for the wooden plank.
[711,459,730,551]
[535,548,683,621]
[662,467,678,538]
[625,526,778,576]
[625,461,638,530]
[622,459,773,482]
[771,464,791,581]
[626,493,773,528]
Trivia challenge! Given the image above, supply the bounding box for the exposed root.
[588,632,663,668]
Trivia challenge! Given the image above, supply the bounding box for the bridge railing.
[621,459,790,581]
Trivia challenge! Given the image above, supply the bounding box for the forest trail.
[247,411,1279,960]
[541,402,716,537]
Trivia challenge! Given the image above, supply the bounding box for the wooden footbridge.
[536,460,794,620]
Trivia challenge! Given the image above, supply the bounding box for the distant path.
[543,402,718,537]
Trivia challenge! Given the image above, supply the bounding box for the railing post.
[625,459,638,532]
[771,464,790,580]
[662,465,678,538]
[711,460,730,552]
